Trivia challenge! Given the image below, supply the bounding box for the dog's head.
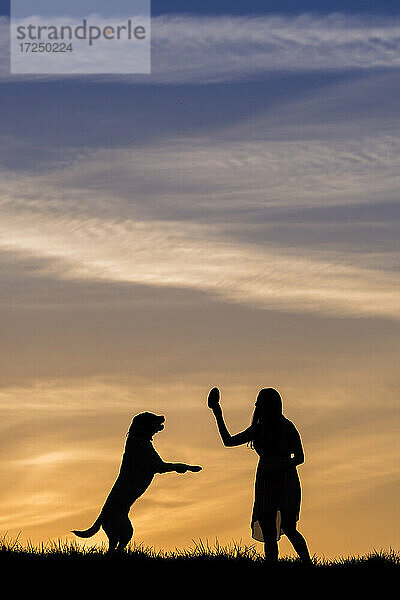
[128,412,165,439]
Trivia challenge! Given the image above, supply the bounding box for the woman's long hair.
[250,388,284,454]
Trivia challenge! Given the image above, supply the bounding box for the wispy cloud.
[3,124,400,213]
[150,13,400,83]
[1,94,399,321]
[1,18,399,320]
[1,201,399,320]
[2,13,400,82]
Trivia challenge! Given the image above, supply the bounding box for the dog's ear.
[144,413,159,433]
[146,415,156,432]
[130,412,151,436]
[129,412,161,437]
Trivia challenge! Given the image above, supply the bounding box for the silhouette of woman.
[208,387,311,564]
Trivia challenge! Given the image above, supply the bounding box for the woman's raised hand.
[207,387,220,411]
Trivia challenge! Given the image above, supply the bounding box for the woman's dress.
[251,417,302,541]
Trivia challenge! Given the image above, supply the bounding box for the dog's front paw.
[175,463,187,473]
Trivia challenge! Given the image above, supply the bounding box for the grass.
[1,533,399,570]
[2,535,399,594]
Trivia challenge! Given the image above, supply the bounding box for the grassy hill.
[2,535,399,576]
[2,534,399,596]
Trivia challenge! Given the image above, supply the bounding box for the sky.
[0,1,399,559]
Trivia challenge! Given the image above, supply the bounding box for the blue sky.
[151,0,400,15]
[1,4,399,341]
[1,3,399,335]
[2,1,400,16]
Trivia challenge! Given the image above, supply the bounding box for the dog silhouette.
[72,412,201,553]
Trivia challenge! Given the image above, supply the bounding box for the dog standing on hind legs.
[72,412,202,554]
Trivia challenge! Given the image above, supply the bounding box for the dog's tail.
[72,514,102,539]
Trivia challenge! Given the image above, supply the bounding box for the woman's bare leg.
[263,536,278,562]
[260,513,279,563]
[285,529,311,562]
[281,511,311,563]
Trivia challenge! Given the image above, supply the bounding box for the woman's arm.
[268,424,304,471]
[258,423,304,473]
[288,423,305,466]
[291,429,304,467]
[212,404,252,447]
[207,387,252,447]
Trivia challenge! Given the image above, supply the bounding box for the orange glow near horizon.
[1,357,399,559]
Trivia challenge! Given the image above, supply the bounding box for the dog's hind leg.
[116,517,134,553]
[106,535,119,555]
[102,517,119,555]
